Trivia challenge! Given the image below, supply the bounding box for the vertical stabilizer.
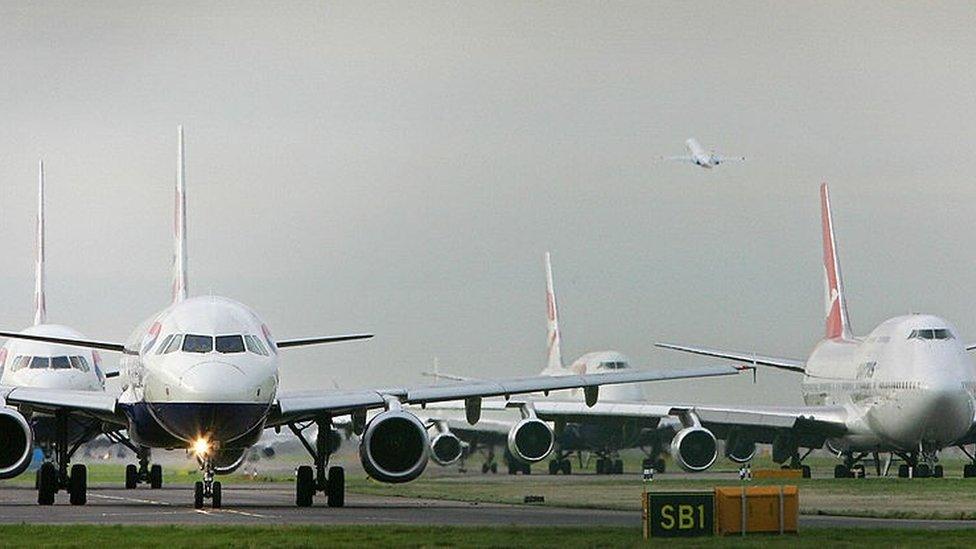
[820,183,852,340]
[544,252,564,373]
[172,125,188,303]
[33,160,46,326]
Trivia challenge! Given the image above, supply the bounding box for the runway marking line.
[90,494,173,506]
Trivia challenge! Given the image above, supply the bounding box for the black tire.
[69,464,87,506]
[801,465,811,479]
[964,464,975,478]
[490,463,497,474]
[916,464,931,478]
[38,462,57,505]
[852,464,865,479]
[212,482,222,509]
[125,464,138,489]
[655,459,666,474]
[595,459,604,475]
[833,464,848,479]
[613,460,624,475]
[194,481,204,509]
[296,465,314,507]
[150,464,163,489]
[561,460,572,475]
[481,462,489,474]
[522,463,531,475]
[34,468,40,490]
[898,464,909,478]
[327,466,345,508]
[548,460,559,475]
[934,465,944,478]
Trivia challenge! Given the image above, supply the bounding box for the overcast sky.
[0,2,974,404]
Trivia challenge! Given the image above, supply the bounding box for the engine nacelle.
[0,407,33,480]
[724,432,757,464]
[506,418,554,464]
[430,432,463,466]
[359,410,429,483]
[669,426,717,472]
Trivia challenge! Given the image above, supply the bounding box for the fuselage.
[118,296,279,452]
[685,138,715,168]
[802,314,976,452]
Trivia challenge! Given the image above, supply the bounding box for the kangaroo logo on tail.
[820,183,852,340]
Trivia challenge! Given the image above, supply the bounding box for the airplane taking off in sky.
[0,161,114,505]
[656,183,976,478]
[665,138,745,169]
[0,127,737,508]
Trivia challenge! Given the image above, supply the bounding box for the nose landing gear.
[193,458,222,509]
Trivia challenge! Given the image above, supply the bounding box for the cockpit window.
[69,356,90,372]
[163,334,183,354]
[908,328,955,340]
[155,334,174,355]
[50,356,71,370]
[244,335,269,356]
[216,335,245,354]
[182,334,213,353]
[29,356,50,369]
[600,361,627,370]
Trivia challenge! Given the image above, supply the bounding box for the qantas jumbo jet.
[665,138,745,169]
[0,127,736,508]
[656,184,976,478]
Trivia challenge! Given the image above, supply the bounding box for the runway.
[2,484,976,530]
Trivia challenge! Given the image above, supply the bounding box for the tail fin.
[543,252,564,373]
[172,125,188,303]
[33,160,46,326]
[820,183,852,340]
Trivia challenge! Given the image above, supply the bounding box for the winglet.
[821,183,852,340]
[544,252,564,373]
[33,160,46,326]
[172,125,188,303]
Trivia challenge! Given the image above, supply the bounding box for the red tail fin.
[821,183,852,340]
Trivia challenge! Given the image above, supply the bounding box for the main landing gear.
[194,457,221,509]
[892,449,943,479]
[37,412,99,505]
[103,432,164,489]
[290,417,344,508]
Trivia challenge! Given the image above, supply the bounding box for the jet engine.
[359,410,429,483]
[506,418,554,464]
[669,426,717,472]
[430,432,464,466]
[0,407,33,480]
[724,432,757,464]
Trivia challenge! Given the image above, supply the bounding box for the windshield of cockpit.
[907,328,955,340]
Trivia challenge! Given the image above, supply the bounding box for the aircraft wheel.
[150,464,163,489]
[613,460,624,475]
[801,465,811,479]
[69,464,87,506]
[522,463,531,475]
[561,460,571,475]
[481,462,489,474]
[655,459,666,473]
[193,481,204,509]
[851,464,865,478]
[833,464,849,479]
[212,481,222,509]
[38,462,57,505]
[934,465,944,478]
[898,464,909,478]
[490,463,497,474]
[964,464,976,478]
[125,464,138,489]
[327,466,345,508]
[916,463,931,478]
[296,465,314,507]
[548,460,559,475]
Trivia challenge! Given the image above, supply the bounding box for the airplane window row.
[907,329,954,340]
[600,361,628,370]
[8,355,91,373]
[154,333,270,356]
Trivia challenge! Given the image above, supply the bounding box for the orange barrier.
[714,485,798,536]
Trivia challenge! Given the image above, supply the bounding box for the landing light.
[193,437,211,457]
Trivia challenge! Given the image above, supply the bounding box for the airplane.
[655,183,976,478]
[0,127,739,508]
[665,138,745,169]
[414,253,744,476]
[0,161,116,505]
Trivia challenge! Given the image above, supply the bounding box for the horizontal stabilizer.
[276,333,373,348]
[655,342,805,374]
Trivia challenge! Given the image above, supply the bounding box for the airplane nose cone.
[872,382,973,447]
[149,361,269,444]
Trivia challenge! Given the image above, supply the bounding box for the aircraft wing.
[1,385,125,426]
[269,364,739,425]
[655,342,806,374]
[714,155,746,163]
[662,155,696,163]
